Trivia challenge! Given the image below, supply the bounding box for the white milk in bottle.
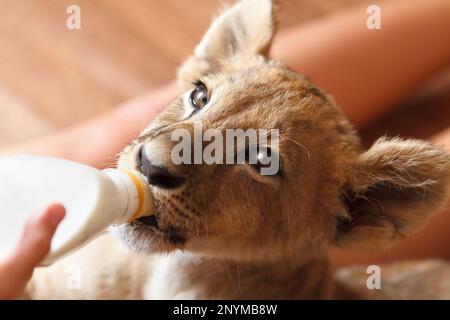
[0,155,153,265]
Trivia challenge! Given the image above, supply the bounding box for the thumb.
[13,203,66,272]
[0,204,65,299]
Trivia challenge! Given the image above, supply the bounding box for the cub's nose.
[136,146,186,189]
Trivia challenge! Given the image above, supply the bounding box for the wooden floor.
[0,0,448,147]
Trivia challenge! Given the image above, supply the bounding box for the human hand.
[0,204,65,299]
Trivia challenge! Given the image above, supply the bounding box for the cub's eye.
[252,149,273,171]
[189,82,209,110]
[246,147,282,176]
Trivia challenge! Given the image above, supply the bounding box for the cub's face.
[113,0,450,262]
[115,57,358,261]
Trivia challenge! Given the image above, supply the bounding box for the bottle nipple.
[120,169,153,222]
[103,168,154,223]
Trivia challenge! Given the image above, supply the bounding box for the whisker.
[283,136,312,160]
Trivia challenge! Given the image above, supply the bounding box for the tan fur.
[27,0,450,299]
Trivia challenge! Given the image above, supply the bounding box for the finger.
[0,204,65,299]
[12,203,66,272]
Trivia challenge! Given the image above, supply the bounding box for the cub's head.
[114,0,450,262]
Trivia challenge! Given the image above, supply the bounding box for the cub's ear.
[195,0,275,60]
[334,137,450,249]
[179,0,276,80]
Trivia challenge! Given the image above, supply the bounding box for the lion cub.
[27,0,450,299]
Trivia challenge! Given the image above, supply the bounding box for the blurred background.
[0,0,449,148]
